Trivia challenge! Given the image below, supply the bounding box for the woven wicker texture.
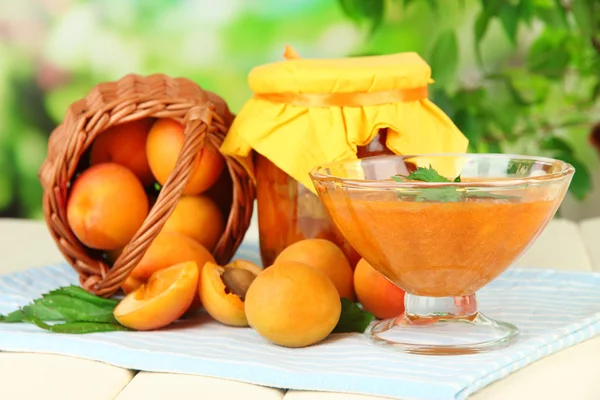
[38,74,255,297]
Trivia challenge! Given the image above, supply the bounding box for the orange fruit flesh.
[114,261,199,330]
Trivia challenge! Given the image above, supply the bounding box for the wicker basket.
[38,73,255,297]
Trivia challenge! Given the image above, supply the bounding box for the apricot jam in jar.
[221,48,468,267]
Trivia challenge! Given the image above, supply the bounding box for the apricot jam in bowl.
[309,154,574,355]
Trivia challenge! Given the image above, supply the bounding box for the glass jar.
[220,49,469,268]
[255,128,419,267]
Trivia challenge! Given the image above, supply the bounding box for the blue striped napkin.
[1,240,600,400]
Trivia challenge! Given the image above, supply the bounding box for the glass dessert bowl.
[309,154,575,355]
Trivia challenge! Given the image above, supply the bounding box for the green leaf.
[21,302,66,321]
[29,317,129,334]
[32,294,119,323]
[474,0,503,62]
[1,286,120,325]
[333,298,375,333]
[454,110,485,146]
[425,0,438,12]
[415,187,463,202]
[527,29,571,79]
[337,0,385,34]
[553,0,569,27]
[0,310,25,322]
[393,166,518,202]
[540,136,574,154]
[504,71,551,105]
[533,0,570,28]
[48,285,119,309]
[406,165,452,182]
[593,82,600,101]
[571,0,594,37]
[465,191,518,200]
[428,30,459,87]
[517,0,534,25]
[498,3,520,44]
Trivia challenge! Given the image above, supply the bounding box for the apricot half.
[67,163,149,250]
[354,258,406,320]
[200,260,262,327]
[274,239,355,300]
[245,261,341,348]
[146,118,225,195]
[114,261,199,331]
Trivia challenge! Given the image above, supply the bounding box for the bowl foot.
[367,311,519,355]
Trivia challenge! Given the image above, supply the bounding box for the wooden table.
[1,216,600,400]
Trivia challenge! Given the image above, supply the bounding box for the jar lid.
[248,52,432,95]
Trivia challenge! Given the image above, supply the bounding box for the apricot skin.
[274,239,355,300]
[354,258,406,320]
[162,196,225,251]
[200,260,262,327]
[114,261,199,331]
[146,118,225,195]
[121,231,215,302]
[67,163,149,251]
[90,119,155,186]
[245,261,341,348]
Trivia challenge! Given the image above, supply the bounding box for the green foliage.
[337,0,600,200]
[0,0,598,219]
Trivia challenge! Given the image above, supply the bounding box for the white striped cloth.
[1,240,600,400]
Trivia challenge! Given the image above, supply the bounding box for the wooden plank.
[0,352,134,400]
[116,372,286,400]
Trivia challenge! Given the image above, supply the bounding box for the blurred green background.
[1,0,599,220]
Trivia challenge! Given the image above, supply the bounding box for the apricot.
[146,118,225,195]
[67,163,149,250]
[121,231,215,298]
[245,261,341,348]
[274,239,355,300]
[200,260,262,327]
[354,258,406,320]
[162,196,225,251]
[90,118,155,186]
[114,261,199,330]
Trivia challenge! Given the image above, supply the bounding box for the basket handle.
[86,104,221,297]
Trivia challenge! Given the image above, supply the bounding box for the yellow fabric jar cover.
[220,50,469,192]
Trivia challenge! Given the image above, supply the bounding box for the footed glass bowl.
[310,154,574,355]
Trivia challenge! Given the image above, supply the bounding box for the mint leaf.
[333,298,375,333]
[392,166,518,202]
[31,294,118,323]
[29,317,129,334]
[0,310,25,322]
[415,187,463,202]
[48,285,119,309]
[465,192,518,200]
[406,165,453,182]
[1,286,120,327]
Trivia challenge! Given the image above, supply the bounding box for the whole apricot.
[200,260,262,327]
[162,196,225,251]
[354,258,406,320]
[114,261,199,331]
[245,261,341,348]
[274,239,354,300]
[67,163,149,250]
[121,231,215,301]
[146,118,225,195]
[90,119,155,186]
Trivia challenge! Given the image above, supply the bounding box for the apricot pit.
[200,260,262,327]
